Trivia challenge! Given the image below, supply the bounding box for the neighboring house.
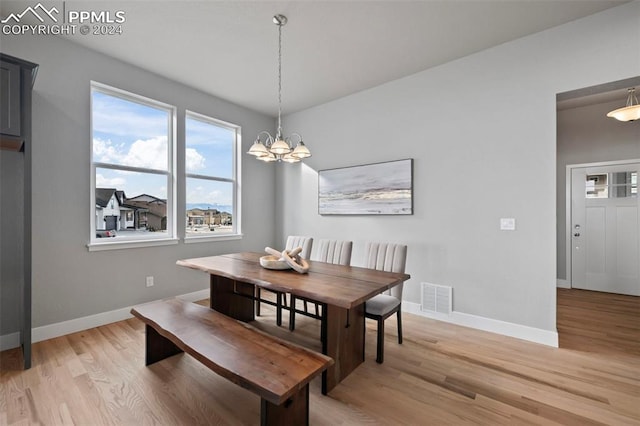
[95,188,121,231]
[126,194,167,231]
[95,189,154,231]
[187,208,232,228]
[114,190,135,229]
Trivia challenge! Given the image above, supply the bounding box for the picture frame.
[318,158,413,215]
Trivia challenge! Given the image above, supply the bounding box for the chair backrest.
[364,242,407,300]
[311,239,353,266]
[285,236,314,259]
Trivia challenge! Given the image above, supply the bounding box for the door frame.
[565,158,640,288]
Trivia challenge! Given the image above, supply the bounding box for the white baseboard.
[3,290,559,351]
[403,302,559,347]
[1,289,210,350]
[556,279,570,289]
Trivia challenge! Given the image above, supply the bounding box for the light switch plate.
[500,218,516,231]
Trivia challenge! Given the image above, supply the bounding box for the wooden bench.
[130,298,333,426]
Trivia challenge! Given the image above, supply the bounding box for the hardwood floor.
[557,288,640,358]
[1,292,639,425]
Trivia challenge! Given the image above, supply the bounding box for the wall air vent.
[421,282,452,315]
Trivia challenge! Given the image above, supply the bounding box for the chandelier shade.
[247,14,311,163]
[606,88,640,122]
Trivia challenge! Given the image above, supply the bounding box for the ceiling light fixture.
[606,87,640,122]
[247,14,311,163]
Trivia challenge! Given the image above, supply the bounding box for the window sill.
[87,238,179,252]
[184,233,243,244]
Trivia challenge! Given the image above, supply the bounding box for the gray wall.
[0,34,277,331]
[556,99,640,281]
[277,2,640,332]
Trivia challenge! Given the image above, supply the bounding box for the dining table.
[176,251,410,394]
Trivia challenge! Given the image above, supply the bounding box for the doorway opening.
[556,77,640,355]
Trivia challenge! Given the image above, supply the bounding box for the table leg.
[210,275,255,322]
[321,303,365,394]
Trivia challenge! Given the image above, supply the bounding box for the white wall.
[277,2,640,339]
[0,34,277,334]
[557,99,640,282]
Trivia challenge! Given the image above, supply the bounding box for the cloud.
[96,173,125,187]
[93,138,124,163]
[186,148,206,171]
[124,136,168,170]
[93,136,168,170]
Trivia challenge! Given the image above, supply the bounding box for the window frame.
[88,81,178,251]
[184,109,242,243]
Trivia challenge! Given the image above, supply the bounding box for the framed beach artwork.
[318,159,413,215]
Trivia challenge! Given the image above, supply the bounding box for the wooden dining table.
[176,251,410,394]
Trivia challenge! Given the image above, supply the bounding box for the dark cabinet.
[0,60,22,137]
[1,54,37,151]
[0,53,38,369]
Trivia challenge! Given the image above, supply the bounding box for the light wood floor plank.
[1,289,638,425]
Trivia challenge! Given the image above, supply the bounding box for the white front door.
[571,163,640,296]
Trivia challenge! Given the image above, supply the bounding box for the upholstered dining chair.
[289,239,353,331]
[284,236,314,260]
[255,236,313,326]
[364,242,408,364]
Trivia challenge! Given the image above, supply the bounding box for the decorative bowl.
[259,255,291,270]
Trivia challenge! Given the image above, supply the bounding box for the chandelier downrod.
[275,14,285,138]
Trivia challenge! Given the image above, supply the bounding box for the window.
[185,111,240,238]
[90,82,176,247]
[586,171,638,199]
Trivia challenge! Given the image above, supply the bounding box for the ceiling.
[557,76,640,111]
[1,1,630,116]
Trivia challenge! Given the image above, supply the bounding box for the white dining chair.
[289,239,353,331]
[364,242,407,364]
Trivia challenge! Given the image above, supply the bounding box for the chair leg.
[289,295,296,331]
[276,293,282,326]
[376,317,384,364]
[397,310,403,344]
[255,287,261,316]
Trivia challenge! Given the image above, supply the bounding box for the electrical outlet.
[146,276,154,287]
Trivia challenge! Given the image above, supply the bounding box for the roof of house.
[127,194,166,204]
[95,188,117,208]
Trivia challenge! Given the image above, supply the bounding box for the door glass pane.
[586,174,608,198]
[586,172,637,198]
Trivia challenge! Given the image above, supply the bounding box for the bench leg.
[145,325,183,366]
[260,384,309,426]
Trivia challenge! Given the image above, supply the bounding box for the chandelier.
[247,15,311,163]
[606,87,640,122]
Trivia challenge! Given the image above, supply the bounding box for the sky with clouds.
[92,90,234,206]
